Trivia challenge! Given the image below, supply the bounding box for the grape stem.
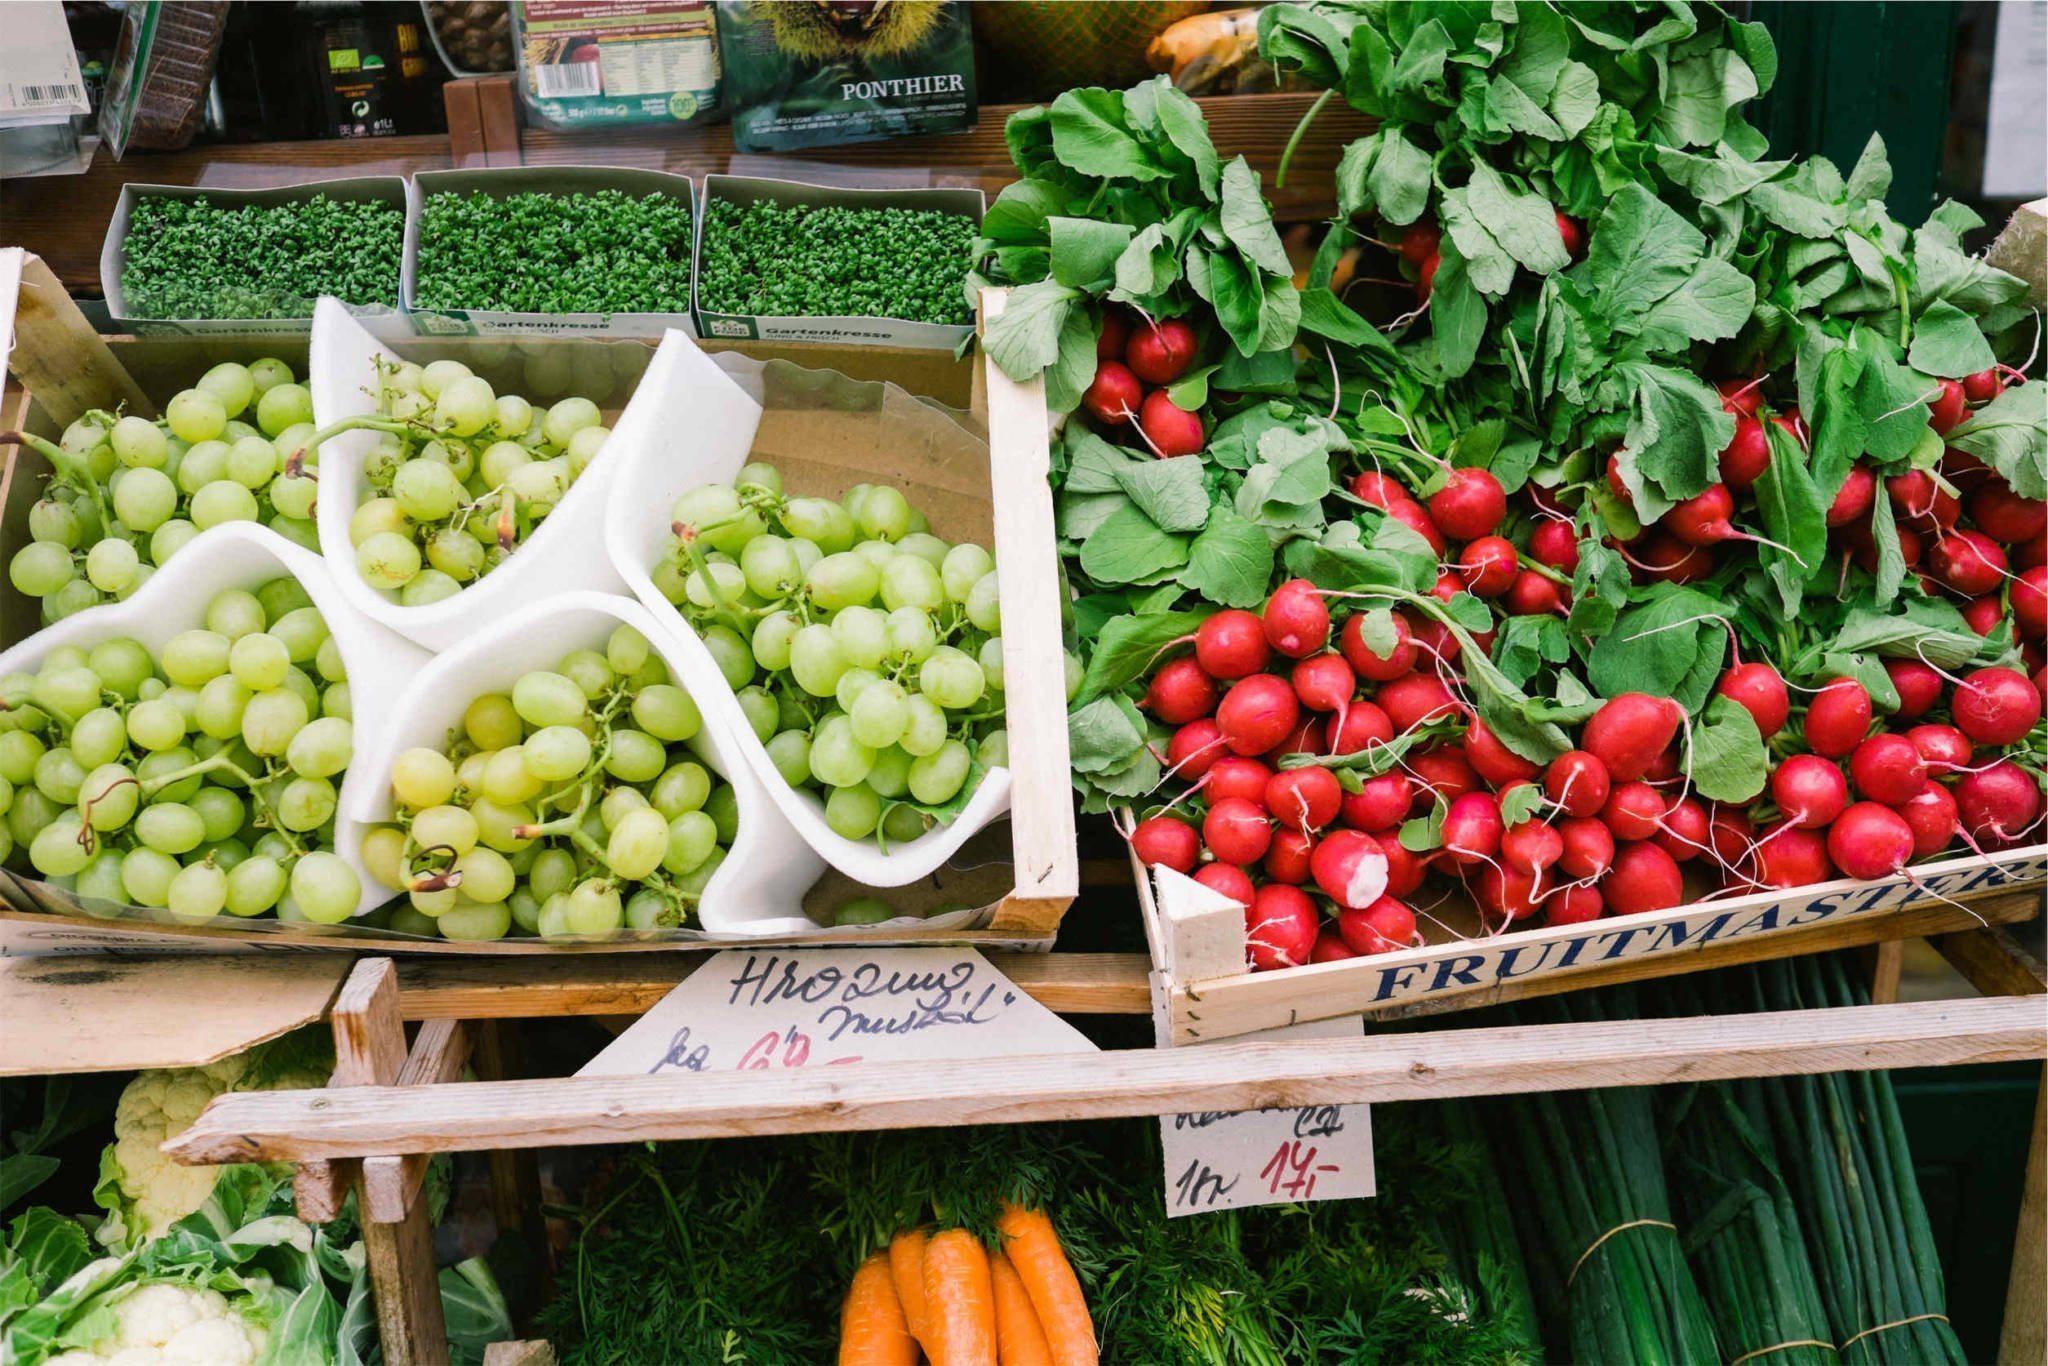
[3,430,115,548]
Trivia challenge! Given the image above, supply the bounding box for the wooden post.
[2001,1062,2046,1365]
[1867,940,1904,1004]
[471,1021,546,1268]
[332,960,450,1366]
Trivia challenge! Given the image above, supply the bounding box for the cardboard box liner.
[403,165,700,339]
[694,174,983,351]
[100,178,411,339]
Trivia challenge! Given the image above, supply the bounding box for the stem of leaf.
[1276,90,1333,191]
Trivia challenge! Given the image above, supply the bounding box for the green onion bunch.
[120,195,403,320]
[413,189,693,315]
[695,198,975,324]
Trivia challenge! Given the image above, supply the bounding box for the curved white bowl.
[308,297,632,651]
[0,521,431,916]
[341,590,828,937]
[601,331,1012,888]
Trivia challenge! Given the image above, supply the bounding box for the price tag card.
[578,947,1099,1076]
[1159,1016,1375,1217]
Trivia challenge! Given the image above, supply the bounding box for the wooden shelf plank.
[166,996,2045,1162]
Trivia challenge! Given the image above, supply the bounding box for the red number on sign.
[1259,1141,1339,1199]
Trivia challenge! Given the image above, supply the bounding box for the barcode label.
[7,82,83,107]
[532,62,600,98]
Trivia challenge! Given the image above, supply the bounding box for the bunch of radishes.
[1079,315,1206,458]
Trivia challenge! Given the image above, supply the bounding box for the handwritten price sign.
[1158,1018,1375,1217]
[578,947,1098,1077]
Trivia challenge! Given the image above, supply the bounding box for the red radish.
[1342,772,1412,831]
[1847,518,1926,574]
[1717,662,1791,739]
[1081,361,1141,426]
[1139,390,1205,458]
[1416,251,1441,300]
[1884,659,1945,718]
[1192,862,1254,908]
[1908,724,1974,776]
[1558,817,1616,880]
[1289,653,1354,713]
[1429,570,1465,605]
[1311,828,1391,908]
[1953,666,2043,746]
[1377,832,1426,896]
[1409,613,1465,666]
[1930,530,2008,596]
[1196,609,1271,680]
[1340,611,1417,681]
[1970,485,2046,544]
[1643,746,1682,783]
[1718,416,1770,490]
[1504,570,1565,616]
[1216,674,1300,755]
[1961,596,2003,635]
[1749,824,1832,889]
[1338,895,1415,954]
[1603,842,1684,915]
[1385,498,1449,554]
[1826,467,1877,527]
[1805,678,1872,757]
[1654,796,1710,862]
[1125,318,1197,385]
[1770,410,1808,449]
[1143,656,1217,724]
[1955,759,2043,848]
[2036,663,2048,703]
[1167,718,1225,779]
[1848,733,1927,805]
[1203,797,1273,865]
[1707,805,1753,867]
[1464,718,1540,786]
[1441,792,1504,865]
[1528,519,1581,572]
[1410,746,1481,806]
[1311,933,1359,963]
[1827,802,1916,879]
[1206,755,1272,805]
[1245,884,1319,971]
[1545,750,1612,818]
[1601,782,1667,843]
[1771,754,1850,828]
[1349,470,1411,510]
[1474,864,1550,923]
[1267,715,1327,764]
[1264,829,1316,884]
[2020,533,2048,572]
[1554,210,1585,259]
[1428,468,1507,540]
[1263,579,1331,657]
[1927,377,1968,434]
[1664,484,1755,548]
[1502,818,1564,876]
[1583,693,1684,783]
[1458,536,1520,597]
[1962,367,2005,403]
[1328,700,1394,755]
[1378,674,1461,733]
[1630,532,1715,584]
[1887,471,1960,530]
[1132,816,1198,872]
[1398,222,1441,265]
[1096,311,1131,361]
[1899,782,1960,859]
[1717,377,1765,418]
[1267,766,1342,831]
[2015,565,2048,639]
[1548,884,1604,924]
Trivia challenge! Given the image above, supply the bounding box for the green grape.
[865,745,913,799]
[286,716,352,779]
[197,362,256,417]
[87,640,153,699]
[978,730,1010,770]
[507,889,543,934]
[174,440,229,494]
[880,555,944,613]
[79,763,138,831]
[401,570,462,607]
[806,552,880,611]
[662,810,718,877]
[604,729,667,784]
[289,851,359,923]
[919,647,985,710]
[314,636,347,685]
[439,898,511,941]
[480,439,531,488]
[522,726,592,783]
[454,847,515,903]
[766,730,812,787]
[0,775,11,818]
[425,528,485,582]
[435,375,498,436]
[225,856,287,916]
[734,688,779,744]
[135,748,201,803]
[9,787,58,847]
[269,607,329,663]
[896,532,950,569]
[33,664,102,721]
[43,580,102,622]
[0,731,44,785]
[559,649,614,701]
[76,851,127,905]
[278,777,337,832]
[778,496,856,553]
[740,535,801,598]
[204,590,266,639]
[228,632,291,690]
[899,694,948,757]
[483,747,545,804]
[190,480,259,530]
[135,802,205,855]
[360,827,406,888]
[465,694,523,751]
[391,748,457,809]
[166,389,227,443]
[563,878,623,935]
[542,396,602,449]
[746,611,798,674]
[411,885,458,916]
[150,519,200,565]
[529,847,577,902]
[357,531,422,591]
[630,684,700,743]
[247,357,294,394]
[412,804,480,856]
[70,708,127,768]
[125,697,187,752]
[111,415,169,469]
[114,563,155,600]
[225,436,277,489]
[650,761,710,819]
[599,786,649,833]
[682,560,746,611]
[114,847,176,907]
[394,458,464,521]
[908,740,972,805]
[701,625,754,691]
[966,571,1002,633]
[850,679,910,749]
[493,394,533,436]
[10,542,76,598]
[941,543,994,603]
[255,383,313,438]
[193,676,251,740]
[809,714,875,789]
[672,844,726,898]
[33,746,85,804]
[166,862,228,921]
[602,624,648,677]
[830,606,888,670]
[979,637,1006,691]
[240,688,308,756]
[419,359,471,398]
[605,808,669,880]
[851,540,897,571]
[511,670,584,728]
[29,498,84,547]
[565,425,608,477]
[623,888,674,931]
[506,458,570,513]
[733,461,781,497]
[268,474,318,522]
[350,497,410,547]
[825,784,882,839]
[789,625,848,698]
[704,785,739,844]
[190,787,245,842]
[854,485,912,541]
[882,804,928,844]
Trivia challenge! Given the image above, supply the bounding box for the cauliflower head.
[43,1281,267,1365]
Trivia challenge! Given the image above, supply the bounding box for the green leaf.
[1439,187,1515,296]
[1752,425,1829,616]
[1074,610,1208,703]
[1400,796,1448,852]
[1906,300,1998,379]
[1367,127,1433,226]
[1047,217,1135,290]
[1185,246,1263,357]
[1219,158,1291,276]
[1688,696,1767,803]
[1586,184,1704,322]
[1048,88,1169,181]
[1831,600,1994,670]
[1659,49,1758,147]
[1112,456,1211,533]
[1622,363,1733,501]
[1298,287,1395,355]
[1845,132,1893,203]
[979,179,1068,246]
[1068,694,1150,774]
[1111,223,1180,302]
[1078,503,1188,584]
[1283,516,1435,595]
[982,280,1078,382]
[1042,304,1100,415]
[1566,535,1630,639]
[1236,427,1335,528]
[1254,276,1303,354]
[1634,259,1755,349]
[1548,60,1600,136]
[1153,81,1221,199]
[1588,586,1724,701]
[1387,18,1453,94]
[1429,245,1486,379]
[1180,504,1274,609]
[1946,383,2048,500]
[1335,132,1379,218]
[1868,484,1906,607]
[1464,162,1569,275]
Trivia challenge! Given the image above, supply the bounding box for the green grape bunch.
[0,580,362,923]
[6,360,321,629]
[660,463,1008,848]
[365,624,732,941]
[294,357,610,606]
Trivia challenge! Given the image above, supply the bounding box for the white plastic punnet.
[0,521,431,917]
[602,330,1013,888]
[342,590,829,936]
[308,296,632,651]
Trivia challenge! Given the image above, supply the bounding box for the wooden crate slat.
[167,997,2045,1163]
[362,1020,472,1223]
[1932,924,2048,999]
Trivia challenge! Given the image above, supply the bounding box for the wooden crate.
[0,256,1075,946]
[147,939,2046,1366]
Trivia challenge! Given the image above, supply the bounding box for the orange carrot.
[841,1252,920,1366]
[996,1205,1097,1366]
[889,1229,934,1356]
[922,1228,996,1366]
[990,1250,1054,1366]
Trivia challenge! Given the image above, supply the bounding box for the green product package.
[716,0,975,152]
[510,0,721,131]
